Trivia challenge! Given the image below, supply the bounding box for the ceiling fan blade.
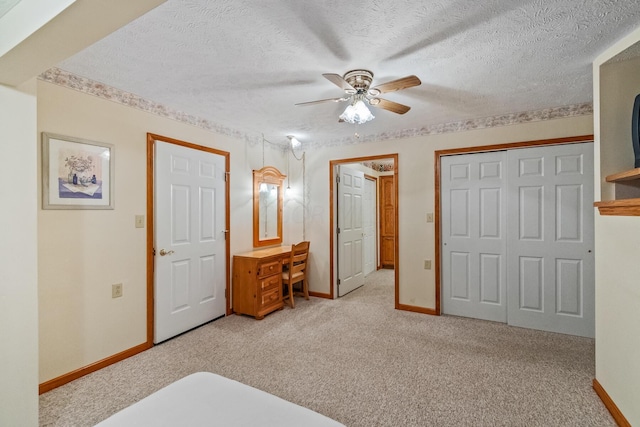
[295,97,349,106]
[371,75,421,94]
[322,73,356,92]
[370,98,411,114]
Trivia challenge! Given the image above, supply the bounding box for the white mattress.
[95,372,344,426]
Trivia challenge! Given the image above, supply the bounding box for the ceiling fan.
[295,70,421,123]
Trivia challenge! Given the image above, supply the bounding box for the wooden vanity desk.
[232,246,291,320]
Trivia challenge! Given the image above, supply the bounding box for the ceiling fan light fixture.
[339,99,375,124]
[297,69,419,122]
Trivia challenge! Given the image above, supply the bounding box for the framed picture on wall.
[42,132,114,209]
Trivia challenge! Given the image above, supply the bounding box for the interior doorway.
[329,154,399,307]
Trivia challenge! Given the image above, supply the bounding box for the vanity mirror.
[253,166,286,247]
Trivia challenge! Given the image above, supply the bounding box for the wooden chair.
[282,241,310,308]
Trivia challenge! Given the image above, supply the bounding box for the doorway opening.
[329,154,399,307]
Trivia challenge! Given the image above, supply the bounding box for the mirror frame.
[253,166,286,247]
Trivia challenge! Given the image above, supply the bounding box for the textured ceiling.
[55,0,640,146]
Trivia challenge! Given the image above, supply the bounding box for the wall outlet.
[135,215,145,228]
[424,259,432,270]
[112,283,123,298]
[426,213,434,223]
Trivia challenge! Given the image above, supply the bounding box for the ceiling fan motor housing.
[343,70,374,94]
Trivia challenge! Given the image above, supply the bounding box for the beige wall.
[37,80,288,382]
[593,26,640,425]
[0,82,39,426]
[594,215,640,423]
[37,78,594,387]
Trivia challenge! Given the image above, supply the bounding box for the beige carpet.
[40,269,614,426]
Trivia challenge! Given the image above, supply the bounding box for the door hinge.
[225,288,228,299]
[336,175,340,183]
[338,279,341,285]
[153,248,156,256]
[337,227,340,234]
[224,171,230,182]
[223,229,229,240]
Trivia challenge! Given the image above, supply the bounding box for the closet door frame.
[434,135,594,315]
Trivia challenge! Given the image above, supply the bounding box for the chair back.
[287,241,310,276]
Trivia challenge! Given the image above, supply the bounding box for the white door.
[440,143,594,337]
[363,176,376,276]
[337,165,365,296]
[154,141,227,343]
[506,143,594,337]
[441,151,508,323]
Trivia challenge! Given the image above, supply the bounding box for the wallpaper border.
[39,67,593,148]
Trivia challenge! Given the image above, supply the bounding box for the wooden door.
[379,175,395,269]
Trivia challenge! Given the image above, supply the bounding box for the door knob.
[159,249,174,256]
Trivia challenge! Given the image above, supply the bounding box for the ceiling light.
[287,135,301,148]
[339,98,375,124]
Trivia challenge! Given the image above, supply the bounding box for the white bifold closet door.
[441,151,508,323]
[441,143,594,337]
[506,143,594,337]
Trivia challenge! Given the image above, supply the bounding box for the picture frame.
[42,132,115,210]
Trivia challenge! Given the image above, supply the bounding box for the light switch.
[426,213,434,223]
[135,215,145,228]
[112,283,123,298]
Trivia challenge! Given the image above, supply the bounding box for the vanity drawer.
[259,274,280,292]
[260,286,281,308]
[258,261,281,277]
